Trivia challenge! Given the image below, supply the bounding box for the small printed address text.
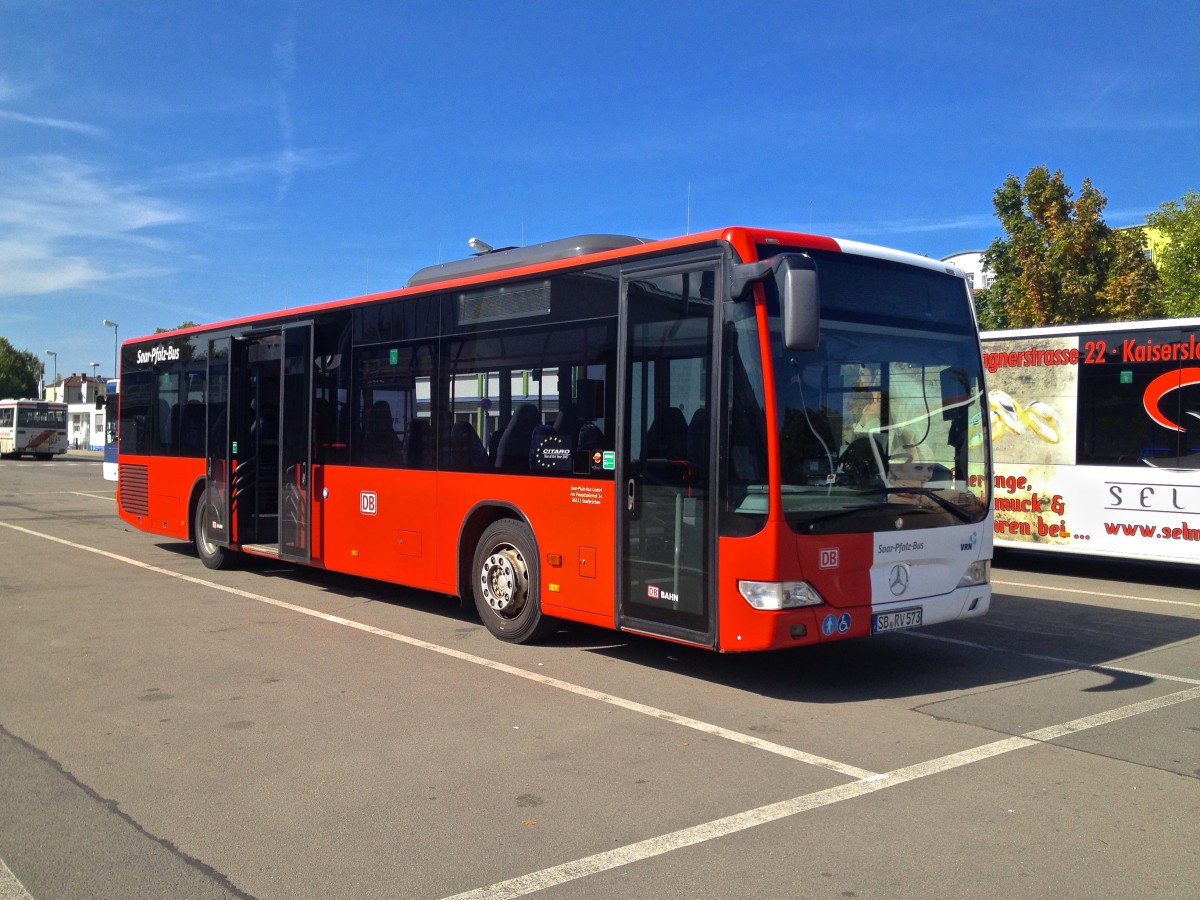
[570,485,603,506]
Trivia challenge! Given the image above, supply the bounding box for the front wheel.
[193,490,237,570]
[471,519,556,643]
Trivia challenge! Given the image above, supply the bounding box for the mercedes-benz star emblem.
[888,564,910,596]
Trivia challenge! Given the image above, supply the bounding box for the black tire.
[471,519,555,643]
[193,489,237,570]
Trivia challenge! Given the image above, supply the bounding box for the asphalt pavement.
[1,458,1197,898]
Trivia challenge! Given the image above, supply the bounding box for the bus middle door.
[279,322,314,563]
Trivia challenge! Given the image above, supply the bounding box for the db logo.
[360,491,378,515]
[819,548,839,569]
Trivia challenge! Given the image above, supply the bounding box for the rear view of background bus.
[0,399,69,460]
[114,227,992,651]
[982,317,1200,565]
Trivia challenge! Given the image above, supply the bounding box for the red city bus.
[115,227,992,651]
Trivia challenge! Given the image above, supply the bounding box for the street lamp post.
[102,319,119,380]
[45,350,57,400]
[91,362,100,380]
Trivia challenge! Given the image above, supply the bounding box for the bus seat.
[578,420,603,449]
[646,406,688,460]
[495,403,540,470]
[448,420,488,470]
[405,418,432,469]
[552,399,577,438]
[363,401,401,463]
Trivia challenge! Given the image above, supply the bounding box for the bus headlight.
[738,580,824,611]
[958,560,990,588]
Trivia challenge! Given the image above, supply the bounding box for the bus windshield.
[763,248,990,534]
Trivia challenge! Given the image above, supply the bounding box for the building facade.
[45,373,108,450]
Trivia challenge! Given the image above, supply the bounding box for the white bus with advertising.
[981,317,1200,565]
[0,399,69,460]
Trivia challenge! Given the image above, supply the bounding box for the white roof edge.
[832,238,965,277]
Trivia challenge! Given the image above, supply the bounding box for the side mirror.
[776,255,819,350]
[729,253,820,351]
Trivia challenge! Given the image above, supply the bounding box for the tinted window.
[1077,328,1200,467]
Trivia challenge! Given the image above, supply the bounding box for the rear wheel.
[193,489,237,570]
[471,519,555,643]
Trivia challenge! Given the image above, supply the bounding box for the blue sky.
[2,1,1197,384]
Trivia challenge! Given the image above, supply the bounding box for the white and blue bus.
[102,379,119,481]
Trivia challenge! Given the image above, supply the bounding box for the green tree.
[1146,190,1200,318]
[155,321,200,333]
[0,337,44,398]
[975,166,1163,329]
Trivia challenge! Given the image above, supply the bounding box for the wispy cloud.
[272,16,298,199]
[154,147,352,188]
[796,213,999,240]
[0,108,107,138]
[866,214,1000,235]
[0,156,187,296]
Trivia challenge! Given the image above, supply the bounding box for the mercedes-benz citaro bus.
[113,227,992,650]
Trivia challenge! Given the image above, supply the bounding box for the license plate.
[873,607,922,634]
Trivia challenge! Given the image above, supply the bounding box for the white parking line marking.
[0,520,876,780]
[0,859,34,900]
[908,632,1200,686]
[444,684,1200,899]
[993,578,1200,609]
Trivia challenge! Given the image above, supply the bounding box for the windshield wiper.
[797,501,930,531]
[793,488,978,532]
[878,487,975,523]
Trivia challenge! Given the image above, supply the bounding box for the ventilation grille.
[120,464,149,516]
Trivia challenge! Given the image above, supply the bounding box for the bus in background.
[982,317,1200,565]
[114,227,992,651]
[0,399,69,460]
[102,379,119,481]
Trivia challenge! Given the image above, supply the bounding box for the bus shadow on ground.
[154,540,1199,705]
[153,540,482,629]
[576,589,1200,704]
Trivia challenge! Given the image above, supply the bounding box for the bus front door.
[617,258,719,647]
